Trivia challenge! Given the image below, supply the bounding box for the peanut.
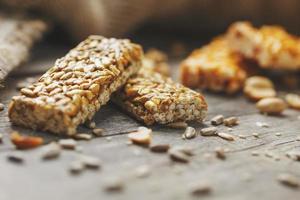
[256,97,286,114]
[244,76,276,101]
[285,93,300,109]
[10,132,43,149]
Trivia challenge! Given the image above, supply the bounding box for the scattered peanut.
[256,97,286,114]
[128,127,152,145]
[285,93,300,110]
[224,117,239,127]
[244,76,276,101]
[277,173,299,188]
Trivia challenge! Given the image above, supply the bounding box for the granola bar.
[227,21,300,70]
[180,37,248,94]
[113,70,207,125]
[0,15,47,81]
[8,35,143,135]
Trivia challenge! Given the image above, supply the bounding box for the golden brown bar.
[8,35,143,135]
[180,37,248,94]
[113,70,207,125]
[227,21,300,70]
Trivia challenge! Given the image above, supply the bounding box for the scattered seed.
[227,128,233,132]
[92,128,103,137]
[80,155,101,169]
[167,121,188,129]
[256,122,270,128]
[224,117,239,127]
[211,115,224,126]
[41,142,61,160]
[104,177,124,192]
[174,146,195,156]
[297,136,300,141]
[169,148,190,163]
[200,127,217,136]
[10,132,43,149]
[277,173,299,188]
[0,133,3,143]
[238,134,247,139]
[251,151,260,156]
[128,127,152,145]
[256,97,286,114]
[217,132,235,141]
[189,181,212,196]
[265,151,274,158]
[275,132,282,137]
[252,132,260,138]
[150,144,170,153]
[286,152,300,161]
[7,152,24,163]
[69,161,85,174]
[182,126,196,139]
[215,147,226,160]
[73,133,92,140]
[58,139,77,150]
[135,165,151,178]
[0,103,4,111]
[106,137,112,141]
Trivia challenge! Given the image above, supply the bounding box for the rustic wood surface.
[0,33,300,200]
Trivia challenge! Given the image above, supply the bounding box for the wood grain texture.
[0,35,299,200]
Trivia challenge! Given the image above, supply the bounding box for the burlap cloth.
[1,0,300,40]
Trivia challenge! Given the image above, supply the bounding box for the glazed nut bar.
[227,21,300,70]
[8,35,143,135]
[113,70,207,125]
[180,37,248,94]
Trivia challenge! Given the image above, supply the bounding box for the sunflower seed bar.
[227,21,300,70]
[0,15,47,81]
[180,37,248,94]
[113,70,207,125]
[8,35,143,135]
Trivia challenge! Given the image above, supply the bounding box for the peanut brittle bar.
[0,15,47,81]
[113,70,207,125]
[227,21,300,70]
[180,37,248,94]
[8,35,143,135]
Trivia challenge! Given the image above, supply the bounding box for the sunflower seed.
[238,134,247,139]
[0,133,3,143]
[69,161,85,174]
[275,132,282,136]
[256,121,269,128]
[135,165,151,178]
[7,152,24,163]
[211,115,224,126]
[92,128,104,137]
[252,132,259,138]
[41,142,61,160]
[251,151,260,156]
[215,147,226,160]
[58,139,77,149]
[200,127,217,136]
[73,133,92,140]
[80,155,101,169]
[0,103,4,111]
[277,173,299,188]
[286,152,300,161]
[150,144,170,153]
[104,177,124,192]
[167,121,188,129]
[224,117,239,127]
[189,181,212,196]
[169,148,190,163]
[217,132,235,141]
[183,126,196,139]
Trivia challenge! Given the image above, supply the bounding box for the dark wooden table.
[0,33,299,200]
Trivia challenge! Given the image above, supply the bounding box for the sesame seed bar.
[227,21,300,70]
[180,37,248,94]
[8,35,143,135]
[113,70,207,125]
[0,15,47,81]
